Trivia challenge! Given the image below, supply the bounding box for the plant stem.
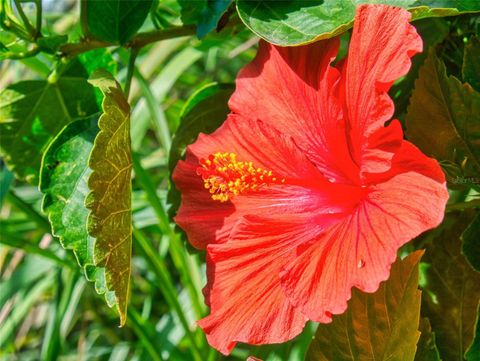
[6,191,50,231]
[34,0,42,38]
[13,0,35,38]
[133,228,203,361]
[127,25,196,49]
[446,198,480,212]
[124,47,139,99]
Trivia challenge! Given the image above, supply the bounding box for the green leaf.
[178,0,232,38]
[306,251,423,361]
[40,115,99,279]
[84,0,153,44]
[86,69,132,326]
[465,304,480,361]
[463,36,480,92]
[236,0,480,46]
[0,61,98,184]
[405,49,480,187]
[167,82,233,217]
[37,35,68,54]
[421,213,480,361]
[461,212,480,272]
[414,318,441,361]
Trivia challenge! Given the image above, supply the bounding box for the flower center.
[197,152,285,202]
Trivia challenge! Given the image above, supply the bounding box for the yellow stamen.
[197,152,285,202]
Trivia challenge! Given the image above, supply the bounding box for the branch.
[59,25,196,58]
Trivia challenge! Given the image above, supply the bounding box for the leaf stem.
[13,0,35,38]
[124,47,139,99]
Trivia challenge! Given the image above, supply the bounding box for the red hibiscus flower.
[173,4,449,355]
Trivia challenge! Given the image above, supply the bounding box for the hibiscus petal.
[341,4,422,175]
[173,114,332,249]
[199,215,323,355]
[229,39,358,184]
[280,171,448,322]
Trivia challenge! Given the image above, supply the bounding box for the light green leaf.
[40,115,99,280]
[414,318,441,361]
[167,82,233,218]
[306,251,423,361]
[0,61,98,184]
[405,49,480,187]
[86,69,132,326]
[236,0,480,46]
[463,36,480,92]
[84,0,153,44]
[421,213,480,361]
[462,212,480,272]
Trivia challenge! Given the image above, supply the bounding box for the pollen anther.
[197,152,285,202]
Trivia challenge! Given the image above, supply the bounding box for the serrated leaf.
[0,61,98,184]
[463,36,480,92]
[465,304,480,361]
[405,49,480,187]
[306,251,423,361]
[415,318,441,361]
[462,212,480,272]
[178,0,232,38]
[421,213,480,361]
[86,69,132,326]
[167,82,233,218]
[40,115,99,279]
[236,0,480,46]
[84,0,153,44]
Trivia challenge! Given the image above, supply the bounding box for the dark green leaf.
[0,61,98,184]
[463,36,480,92]
[306,251,423,361]
[167,82,233,217]
[86,69,132,326]
[421,213,480,361]
[236,0,480,46]
[85,0,153,44]
[461,212,480,272]
[406,49,480,187]
[466,304,480,361]
[40,115,99,279]
[415,318,441,361]
[179,0,232,38]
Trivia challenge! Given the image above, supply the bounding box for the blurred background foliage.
[0,0,479,360]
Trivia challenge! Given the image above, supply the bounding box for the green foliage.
[168,82,233,216]
[406,49,480,188]
[306,251,423,361]
[1,1,480,359]
[421,213,480,360]
[178,0,232,38]
[86,70,133,326]
[40,115,99,280]
[84,0,153,44]
[236,0,480,46]
[463,36,480,92]
[415,318,441,361]
[461,212,480,272]
[0,61,98,184]
[466,305,480,361]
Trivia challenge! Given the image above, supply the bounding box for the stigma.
[197,152,285,202]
